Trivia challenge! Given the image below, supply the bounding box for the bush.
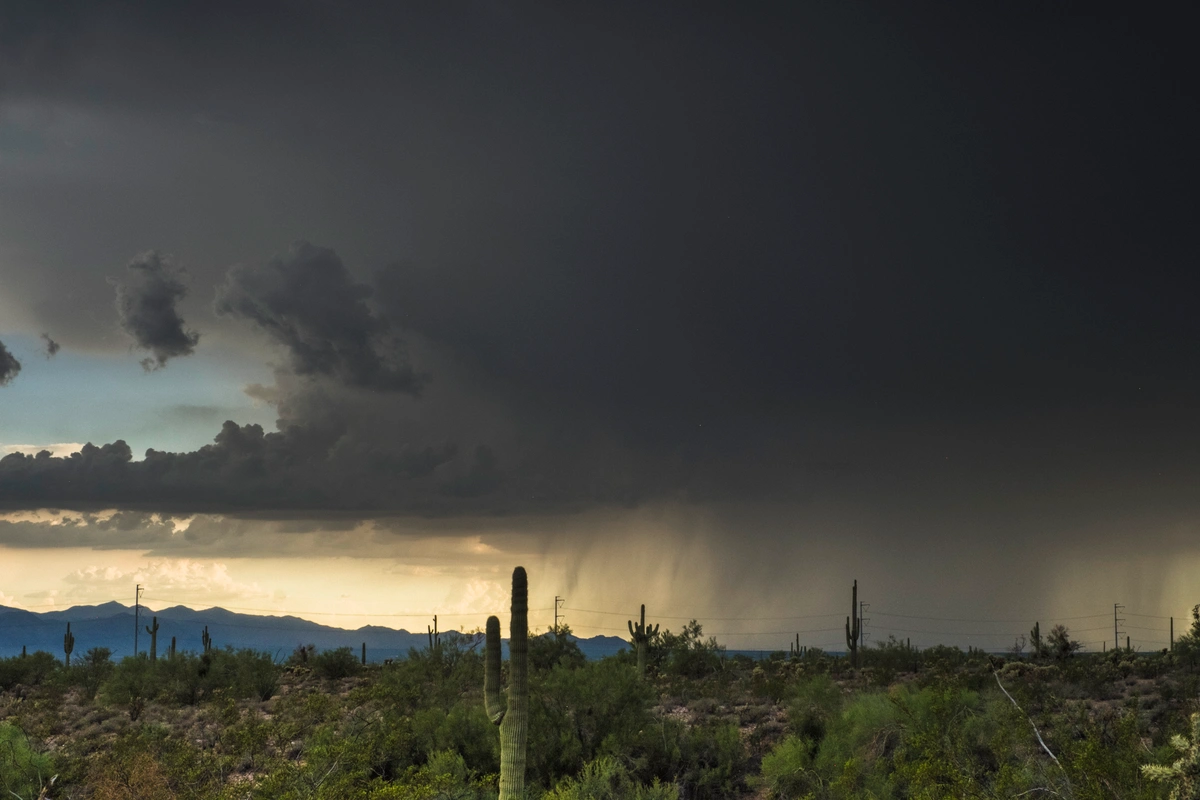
[786,674,843,744]
[78,646,115,700]
[311,646,361,680]
[0,722,56,799]
[757,735,815,799]
[0,651,60,691]
[544,756,678,800]
[102,655,157,720]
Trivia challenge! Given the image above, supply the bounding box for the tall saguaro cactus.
[146,616,159,662]
[845,580,859,669]
[64,622,75,667]
[201,625,212,653]
[628,604,659,678]
[169,636,177,660]
[485,567,529,800]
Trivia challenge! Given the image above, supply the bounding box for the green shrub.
[544,756,678,800]
[786,674,843,744]
[0,651,60,690]
[757,735,816,799]
[529,626,586,673]
[312,646,362,680]
[101,655,157,720]
[0,722,56,799]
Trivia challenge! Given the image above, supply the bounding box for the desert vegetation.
[4,584,1200,798]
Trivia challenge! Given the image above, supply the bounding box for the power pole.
[554,595,565,639]
[134,584,144,656]
[1114,603,1125,652]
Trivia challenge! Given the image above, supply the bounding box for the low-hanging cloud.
[0,339,20,386]
[113,251,200,370]
[215,242,423,393]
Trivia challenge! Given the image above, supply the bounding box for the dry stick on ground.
[992,667,1074,799]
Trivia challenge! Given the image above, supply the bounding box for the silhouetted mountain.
[0,604,628,662]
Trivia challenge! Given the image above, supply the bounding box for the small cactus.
[845,580,860,669]
[627,604,659,678]
[145,616,160,662]
[485,567,529,800]
[64,622,75,667]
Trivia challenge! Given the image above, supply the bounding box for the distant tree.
[1009,634,1027,660]
[80,647,114,700]
[1172,605,1200,667]
[529,625,586,672]
[1046,624,1082,661]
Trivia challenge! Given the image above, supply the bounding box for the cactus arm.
[485,615,506,724]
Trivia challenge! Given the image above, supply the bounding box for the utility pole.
[1171,617,1175,651]
[1114,603,1125,653]
[135,584,144,656]
[554,595,565,639]
[860,601,870,648]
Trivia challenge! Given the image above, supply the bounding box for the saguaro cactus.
[1030,621,1042,659]
[201,625,212,653]
[169,636,177,660]
[64,622,75,667]
[428,615,440,655]
[627,604,659,678]
[146,616,159,662]
[790,633,801,660]
[362,642,367,666]
[845,580,860,669]
[485,566,529,800]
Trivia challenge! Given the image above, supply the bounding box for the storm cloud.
[113,251,200,370]
[0,0,1197,624]
[40,333,60,357]
[0,339,19,386]
[215,243,423,393]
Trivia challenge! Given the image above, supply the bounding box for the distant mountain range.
[0,602,630,662]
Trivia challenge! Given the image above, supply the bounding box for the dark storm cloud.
[0,339,20,386]
[0,1,1196,533]
[40,333,60,357]
[0,417,457,514]
[113,251,200,370]
[215,242,423,393]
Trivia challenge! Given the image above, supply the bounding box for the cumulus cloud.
[40,333,60,357]
[113,251,200,370]
[0,339,21,386]
[215,242,423,392]
[64,559,270,604]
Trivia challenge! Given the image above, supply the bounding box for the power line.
[150,598,554,618]
[563,606,843,621]
[871,611,1111,623]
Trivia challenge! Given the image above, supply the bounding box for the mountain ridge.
[0,603,629,662]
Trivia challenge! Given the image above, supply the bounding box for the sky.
[0,2,1197,652]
